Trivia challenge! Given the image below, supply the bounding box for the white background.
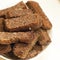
[0,0,60,60]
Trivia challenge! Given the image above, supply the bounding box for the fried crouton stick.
[13,33,39,59]
[26,1,52,30]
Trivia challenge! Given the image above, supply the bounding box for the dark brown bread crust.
[0,18,4,31]
[26,1,52,30]
[0,44,11,54]
[0,1,28,17]
[4,14,42,32]
[0,32,36,44]
[13,33,39,59]
[5,9,33,18]
[37,29,51,46]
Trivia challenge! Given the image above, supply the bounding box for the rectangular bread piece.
[0,44,11,54]
[13,33,39,59]
[0,32,37,44]
[37,29,51,46]
[4,14,42,32]
[5,9,33,18]
[0,1,28,17]
[0,18,4,31]
[26,1,52,30]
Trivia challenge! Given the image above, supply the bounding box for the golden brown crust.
[26,1,52,30]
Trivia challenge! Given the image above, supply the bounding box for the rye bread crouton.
[0,32,36,44]
[5,9,33,18]
[13,33,39,59]
[0,1,28,18]
[4,14,42,32]
[26,1,52,30]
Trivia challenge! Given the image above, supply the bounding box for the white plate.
[0,0,60,60]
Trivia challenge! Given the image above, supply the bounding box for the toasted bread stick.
[13,33,39,59]
[0,32,37,44]
[0,1,28,17]
[5,9,33,18]
[26,1,52,30]
[4,14,42,32]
